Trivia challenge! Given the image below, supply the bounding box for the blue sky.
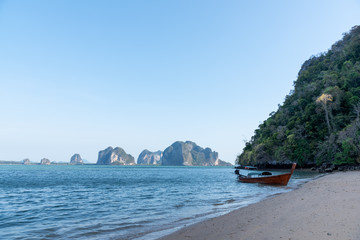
[1,0,360,164]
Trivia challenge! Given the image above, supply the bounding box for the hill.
[137,150,162,165]
[237,25,360,167]
[162,141,232,166]
[97,147,136,165]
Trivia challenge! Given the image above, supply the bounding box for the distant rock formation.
[161,141,232,166]
[97,147,135,165]
[22,158,30,165]
[137,150,162,165]
[70,154,83,165]
[214,158,233,167]
[40,158,51,165]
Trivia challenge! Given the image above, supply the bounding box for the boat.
[244,166,257,170]
[238,163,296,186]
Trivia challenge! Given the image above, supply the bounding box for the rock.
[215,158,233,166]
[97,146,135,165]
[40,158,51,165]
[70,154,83,165]
[318,163,335,173]
[338,166,346,171]
[325,168,333,173]
[161,141,232,166]
[310,167,317,171]
[161,141,186,166]
[137,150,162,165]
[22,158,30,165]
[330,164,337,170]
[337,165,360,171]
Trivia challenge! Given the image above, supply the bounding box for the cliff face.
[22,158,30,165]
[161,141,231,166]
[214,158,233,167]
[97,147,135,165]
[40,158,51,165]
[137,150,162,165]
[161,142,185,166]
[70,154,83,165]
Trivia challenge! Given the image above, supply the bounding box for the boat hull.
[238,173,292,185]
[238,163,296,186]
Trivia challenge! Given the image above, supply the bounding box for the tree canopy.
[237,25,360,167]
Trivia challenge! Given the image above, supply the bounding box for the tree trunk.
[323,103,332,134]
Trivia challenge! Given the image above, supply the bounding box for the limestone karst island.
[3,141,232,166]
[96,141,232,166]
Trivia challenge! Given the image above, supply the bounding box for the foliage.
[237,25,360,166]
[316,93,333,104]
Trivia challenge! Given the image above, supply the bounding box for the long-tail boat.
[238,163,296,186]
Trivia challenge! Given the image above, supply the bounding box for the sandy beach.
[158,171,360,240]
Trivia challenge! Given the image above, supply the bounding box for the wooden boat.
[238,163,296,186]
[244,166,257,170]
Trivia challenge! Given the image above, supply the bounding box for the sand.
[158,171,360,240]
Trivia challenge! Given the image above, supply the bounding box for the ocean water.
[0,165,317,240]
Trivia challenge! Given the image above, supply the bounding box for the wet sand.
[158,171,360,240]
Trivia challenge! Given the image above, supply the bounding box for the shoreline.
[158,171,360,240]
[136,171,315,240]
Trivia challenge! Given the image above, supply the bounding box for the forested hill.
[237,25,360,168]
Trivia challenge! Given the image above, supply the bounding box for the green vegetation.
[237,26,360,167]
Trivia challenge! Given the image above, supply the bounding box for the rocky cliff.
[40,158,51,165]
[22,158,30,165]
[70,154,83,165]
[97,147,135,165]
[161,141,231,166]
[137,150,162,165]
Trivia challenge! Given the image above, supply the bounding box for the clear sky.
[0,0,359,164]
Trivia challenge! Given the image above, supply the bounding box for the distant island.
[237,25,360,168]
[0,140,232,166]
[97,147,136,165]
[70,154,83,165]
[97,141,232,166]
[160,141,232,166]
[137,150,162,165]
[40,158,51,165]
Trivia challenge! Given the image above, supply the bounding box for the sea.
[0,165,318,240]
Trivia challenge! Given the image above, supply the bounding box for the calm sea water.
[0,165,317,240]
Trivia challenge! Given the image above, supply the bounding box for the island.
[70,154,83,165]
[40,158,51,165]
[137,150,162,165]
[97,146,136,165]
[137,141,232,166]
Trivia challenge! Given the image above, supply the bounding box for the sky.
[1,0,360,164]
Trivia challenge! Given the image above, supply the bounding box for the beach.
[158,171,360,240]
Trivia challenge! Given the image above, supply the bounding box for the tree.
[353,102,360,122]
[236,26,360,167]
[316,93,333,134]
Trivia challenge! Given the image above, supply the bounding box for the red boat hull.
[238,163,296,186]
